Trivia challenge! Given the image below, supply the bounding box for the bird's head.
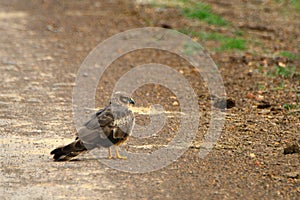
[110,91,135,106]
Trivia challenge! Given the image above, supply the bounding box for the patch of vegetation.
[275,0,300,12]
[260,65,298,78]
[275,0,300,11]
[279,51,299,60]
[234,30,243,36]
[291,0,300,11]
[218,38,247,51]
[146,0,229,26]
[283,104,299,110]
[275,65,297,78]
[182,3,229,26]
[257,84,266,91]
[179,29,247,51]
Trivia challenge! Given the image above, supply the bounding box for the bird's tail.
[50,137,87,161]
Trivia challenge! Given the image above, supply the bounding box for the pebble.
[256,95,264,101]
[249,153,256,158]
[285,171,299,179]
[283,143,300,154]
[257,102,271,109]
[172,101,179,106]
[38,56,53,61]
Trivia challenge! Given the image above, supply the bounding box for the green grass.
[283,104,299,110]
[234,30,244,36]
[275,0,300,12]
[275,65,297,78]
[291,0,300,11]
[147,1,229,26]
[260,64,298,78]
[179,29,247,51]
[218,38,247,51]
[182,3,229,26]
[257,84,266,90]
[279,51,300,60]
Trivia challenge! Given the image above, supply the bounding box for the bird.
[50,92,135,161]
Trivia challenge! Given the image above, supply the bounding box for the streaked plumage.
[50,92,135,161]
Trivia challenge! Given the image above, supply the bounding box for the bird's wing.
[78,107,115,148]
[78,105,134,148]
[83,108,111,129]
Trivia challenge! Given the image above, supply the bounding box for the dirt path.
[0,3,119,199]
[1,0,299,199]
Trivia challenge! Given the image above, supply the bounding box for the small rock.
[213,98,235,109]
[283,143,300,154]
[278,62,286,67]
[172,101,179,106]
[256,94,264,101]
[246,93,255,99]
[38,56,53,61]
[249,153,256,158]
[257,101,271,109]
[285,171,299,179]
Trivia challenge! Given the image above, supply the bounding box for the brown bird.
[50,92,135,161]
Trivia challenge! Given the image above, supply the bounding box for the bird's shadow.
[69,157,119,162]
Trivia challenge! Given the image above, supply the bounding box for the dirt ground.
[0,0,299,199]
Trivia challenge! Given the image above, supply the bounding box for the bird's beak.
[129,98,135,105]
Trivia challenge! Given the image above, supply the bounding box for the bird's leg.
[107,147,113,159]
[115,147,127,159]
